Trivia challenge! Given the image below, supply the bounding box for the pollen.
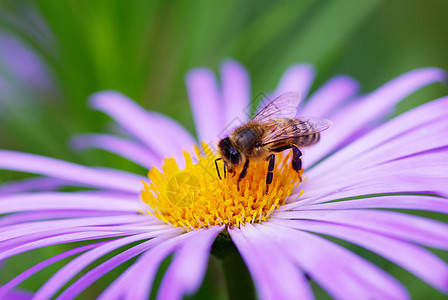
[140,143,302,230]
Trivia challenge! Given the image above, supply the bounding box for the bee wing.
[261,117,333,146]
[251,92,302,123]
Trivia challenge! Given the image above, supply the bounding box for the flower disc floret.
[141,143,302,230]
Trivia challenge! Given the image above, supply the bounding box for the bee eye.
[218,138,241,165]
[230,151,241,165]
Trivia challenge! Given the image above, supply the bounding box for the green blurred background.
[1,0,447,298]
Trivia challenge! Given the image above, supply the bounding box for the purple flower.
[1,59,448,299]
[0,33,54,98]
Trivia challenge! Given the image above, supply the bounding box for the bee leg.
[265,154,275,194]
[272,145,292,153]
[224,162,227,178]
[215,158,223,180]
[292,146,302,180]
[237,159,250,191]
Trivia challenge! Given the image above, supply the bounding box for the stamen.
[141,143,302,229]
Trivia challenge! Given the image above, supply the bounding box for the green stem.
[212,233,256,300]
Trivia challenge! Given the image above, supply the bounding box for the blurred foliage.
[1,0,447,165]
[1,0,448,298]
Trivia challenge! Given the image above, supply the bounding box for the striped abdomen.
[290,118,320,147]
[264,118,321,149]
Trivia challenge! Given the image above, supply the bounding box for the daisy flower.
[1,60,448,299]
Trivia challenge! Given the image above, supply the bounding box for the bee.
[215,91,332,194]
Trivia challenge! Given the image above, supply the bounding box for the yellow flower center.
[140,143,302,230]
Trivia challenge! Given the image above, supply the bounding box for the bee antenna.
[215,158,223,180]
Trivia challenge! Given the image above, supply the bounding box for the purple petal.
[0,231,129,262]
[0,177,72,194]
[305,68,447,167]
[100,230,194,300]
[300,75,359,118]
[0,33,53,92]
[228,227,275,299]
[34,230,180,299]
[273,209,448,249]
[229,224,314,300]
[0,228,118,256]
[0,222,152,253]
[0,210,125,227]
[294,175,448,207]
[308,95,448,177]
[146,111,197,154]
[0,243,102,298]
[0,150,144,193]
[297,195,448,214]
[299,150,448,207]
[186,68,222,143]
[57,238,163,300]
[299,149,448,204]
[221,59,251,126]
[0,214,153,242]
[0,217,156,252]
[0,289,33,300]
[90,91,196,158]
[95,238,175,300]
[260,222,409,299]
[327,119,448,178]
[278,219,448,292]
[337,146,448,182]
[57,229,185,300]
[273,64,315,99]
[0,192,140,214]
[342,129,448,175]
[157,226,223,299]
[0,223,172,252]
[71,133,160,169]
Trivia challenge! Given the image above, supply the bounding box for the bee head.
[218,137,242,170]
